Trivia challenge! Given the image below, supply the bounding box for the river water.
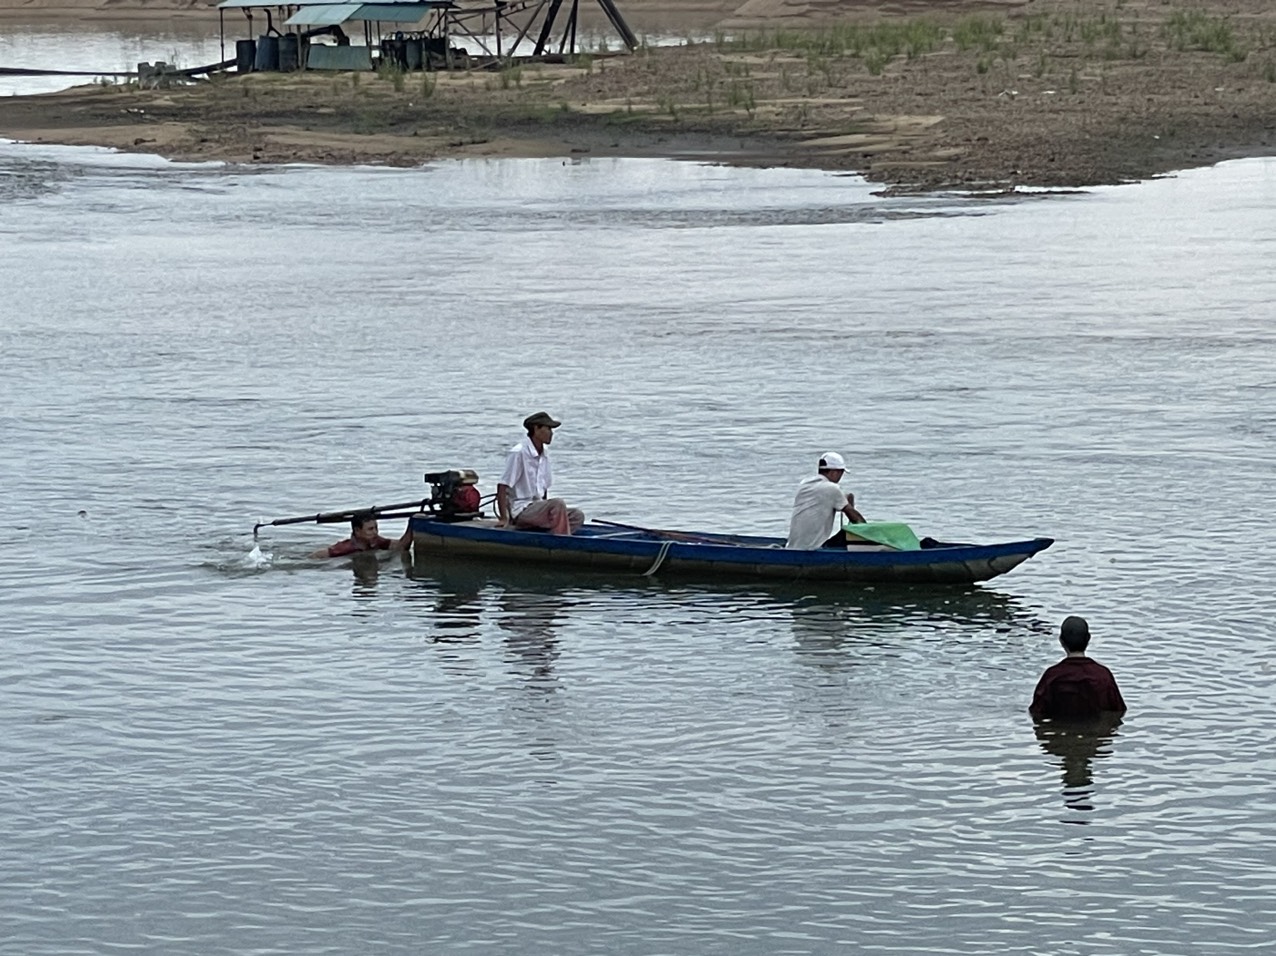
[0,24,224,95]
[1,138,1274,954]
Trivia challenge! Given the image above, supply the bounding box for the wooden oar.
[253,499,430,538]
[591,519,734,546]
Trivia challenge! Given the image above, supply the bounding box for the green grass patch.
[953,16,1004,53]
[719,19,942,60]
[1165,10,1240,56]
[376,60,407,91]
[498,64,523,89]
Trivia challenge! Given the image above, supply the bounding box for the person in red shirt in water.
[312,510,413,559]
[1029,616,1127,721]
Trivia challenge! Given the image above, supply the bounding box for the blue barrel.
[235,38,256,73]
[278,34,300,71]
[254,34,279,72]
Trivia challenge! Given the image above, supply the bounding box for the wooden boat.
[408,515,1053,584]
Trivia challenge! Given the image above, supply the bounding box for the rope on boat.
[642,539,674,577]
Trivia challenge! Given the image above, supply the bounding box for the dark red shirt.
[1030,656,1126,721]
[326,535,392,558]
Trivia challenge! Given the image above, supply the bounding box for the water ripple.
[2,150,1276,954]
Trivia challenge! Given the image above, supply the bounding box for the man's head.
[1059,615,1091,653]
[523,410,562,445]
[350,510,379,542]
[818,451,846,483]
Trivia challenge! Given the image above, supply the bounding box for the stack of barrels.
[235,34,302,73]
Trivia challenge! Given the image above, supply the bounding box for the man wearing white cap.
[785,452,866,549]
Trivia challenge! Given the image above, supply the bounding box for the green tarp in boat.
[841,521,922,551]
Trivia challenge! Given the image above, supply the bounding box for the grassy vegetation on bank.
[658,8,1276,111]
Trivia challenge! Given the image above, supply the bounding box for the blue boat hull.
[408,518,1053,584]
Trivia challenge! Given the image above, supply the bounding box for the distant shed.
[217,0,635,72]
[217,1,457,71]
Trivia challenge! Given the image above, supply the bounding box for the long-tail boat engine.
[423,469,482,521]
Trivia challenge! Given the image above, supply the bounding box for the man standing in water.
[1030,616,1127,721]
[312,511,413,559]
[496,411,585,535]
[785,451,866,549]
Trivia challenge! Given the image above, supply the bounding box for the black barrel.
[235,38,256,73]
[278,33,300,71]
[405,38,423,70]
[254,34,279,72]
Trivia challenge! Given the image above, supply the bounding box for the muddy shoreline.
[2,0,1274,190]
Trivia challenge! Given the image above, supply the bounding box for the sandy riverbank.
[1,0,1274,190]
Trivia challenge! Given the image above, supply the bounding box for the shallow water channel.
[2,139,1274,953]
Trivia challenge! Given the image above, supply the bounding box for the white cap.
[818,451,846,471]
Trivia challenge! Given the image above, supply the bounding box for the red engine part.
[451,484,481,514]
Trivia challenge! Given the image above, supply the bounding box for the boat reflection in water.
[406,554,567,686]
[403,551,1048,651]
[781,581,1049,662]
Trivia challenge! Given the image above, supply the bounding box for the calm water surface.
[0,25,223,95]
[2,142,1274,954]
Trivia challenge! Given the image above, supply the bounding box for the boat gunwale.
[407,516,1054,569]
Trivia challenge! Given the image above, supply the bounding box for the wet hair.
[350,510,376,533]
[1059,615,1091,653]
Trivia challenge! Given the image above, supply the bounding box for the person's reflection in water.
[496,590,563,694]
[348,552,384,601]
[346,551,413,612]
[347,548,410,584]
[1034,716,1123,816]
[430,586,484,643]
[495,589,568,766]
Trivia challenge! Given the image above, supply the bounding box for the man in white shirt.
[785,451,866,549]
[496,411,585,535]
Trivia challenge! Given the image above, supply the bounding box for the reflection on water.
[1034,717,1123,818]
[0,26,222,96]
[787,584,1050,663]
[496,590,562,684]
[348,550,392,592]
[404,553,1047,638]
[421,583,485,643]
[3,148,1276,955]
